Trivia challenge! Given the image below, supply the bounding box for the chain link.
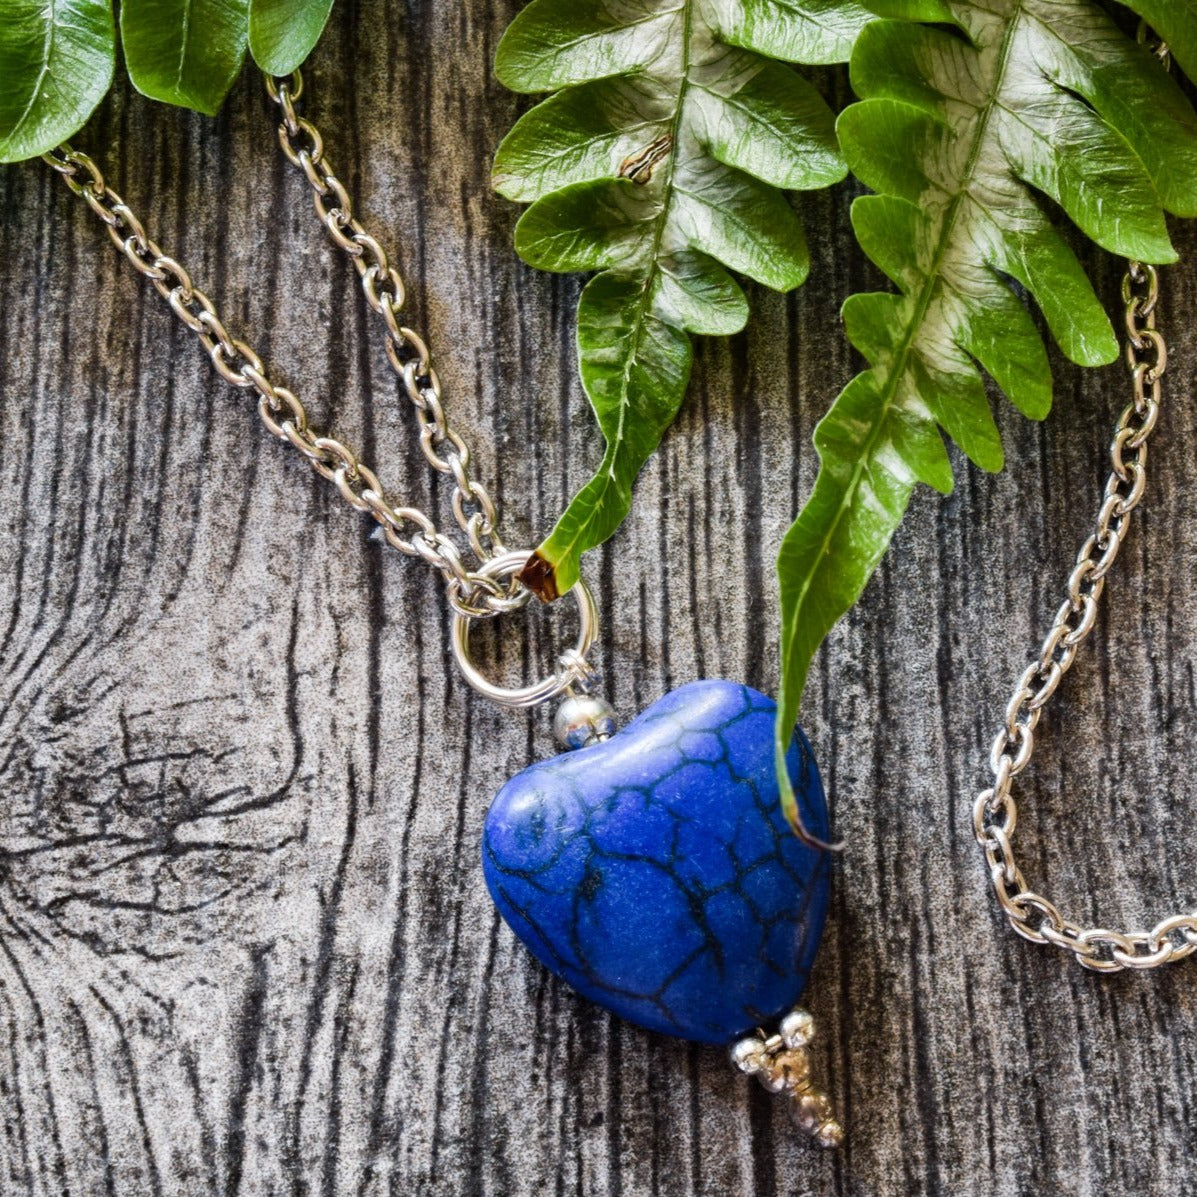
[264,73,513,579]
[41,75,525,621]
[974,260,1197,973]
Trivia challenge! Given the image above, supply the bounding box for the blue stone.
[481,680,831,1044]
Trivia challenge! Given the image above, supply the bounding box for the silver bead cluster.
[730,1007,843,1148]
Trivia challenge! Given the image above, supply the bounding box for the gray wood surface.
[2,3,1196,1194]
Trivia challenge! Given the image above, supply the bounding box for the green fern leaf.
[1122,2,1197,82]
[248,0,336,76]
[0,0,115,163]
[122,0,249,114]
[494,0,872,598]
[775,0,1197,834]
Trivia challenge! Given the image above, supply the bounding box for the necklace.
[40,71,844,1147]
[975,259,1197,971]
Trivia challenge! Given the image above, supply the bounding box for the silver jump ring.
[450,550,598,709]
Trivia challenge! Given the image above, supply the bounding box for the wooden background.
[2,3,1196,1193]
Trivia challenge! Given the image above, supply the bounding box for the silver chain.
[41,70,526,623]
[974,260,1197,972]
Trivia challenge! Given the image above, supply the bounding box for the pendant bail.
[449,549,600,709]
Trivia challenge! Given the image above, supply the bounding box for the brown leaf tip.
[518,552,559,603]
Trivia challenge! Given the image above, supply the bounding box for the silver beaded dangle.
[731,1008,843,1148]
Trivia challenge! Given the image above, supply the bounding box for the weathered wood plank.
[2,2,1197,1193]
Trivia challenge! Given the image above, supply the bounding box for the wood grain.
[2,3,1197,1193]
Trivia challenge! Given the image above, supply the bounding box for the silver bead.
[554,694,617,750]
[779,1007,816,1050]
[815,1120,845,1150]
[729,1035,766,1074]
[761,1046,811,1093]
[757,1066,789,1094]
[789,1088,843,1149]
[789,1089,835,1134]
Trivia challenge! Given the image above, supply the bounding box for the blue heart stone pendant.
[482,679,842,1145]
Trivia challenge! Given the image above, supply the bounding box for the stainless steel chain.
[40,70,601,708]
[42,75,519,621]
[974,260,1197,972]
